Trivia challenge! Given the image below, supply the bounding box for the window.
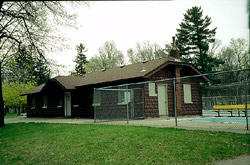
[149,83,157,96]
[118,88,131,104]
[93,90,101,106]
[183,84,192,103]
[31,97,36,109]
[57,98,62,108]
[42,96,48,108]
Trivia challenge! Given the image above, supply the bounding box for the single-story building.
[22,45,209,119]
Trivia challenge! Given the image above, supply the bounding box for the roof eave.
[143,61,210,82]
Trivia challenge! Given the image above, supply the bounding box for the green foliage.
[127,41,168,64]
[86,41,124,73]
[0,123,249,164]
[32,55,51,85]
[176,6,224,73]
[2,82,36,107]
[85,59,101,73]
[201,38,249,99]
[3,46,51,85]
[216,38,249,71]
[0,1,85,126]
[71,43,88,75]
[4,113,19,118]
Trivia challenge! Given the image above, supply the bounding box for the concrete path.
[5,116,250,134]
[4,116,250,164]
[214,154,250,165]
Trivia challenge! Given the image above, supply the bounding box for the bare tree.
[0,1,87,127]
[127,41,168,64]
[208,39,222,57]
[217,38,249,71]
[86,41,124,72]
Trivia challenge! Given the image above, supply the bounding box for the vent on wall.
[140,66,146,72]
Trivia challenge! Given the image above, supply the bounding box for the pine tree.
[3,46,51,85]
[73,43,88,75]
[176,6,224,73]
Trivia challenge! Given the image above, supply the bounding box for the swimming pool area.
[202,110,246,115]
[162,117,250,124]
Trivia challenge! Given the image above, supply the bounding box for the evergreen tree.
[72,43,88,75]
[32,53,51,85]
[176,6,224,73]
[3,46,51,85]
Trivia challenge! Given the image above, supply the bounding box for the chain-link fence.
[93,69,249,130]
[93,85,144,123]
[176,69,249,130]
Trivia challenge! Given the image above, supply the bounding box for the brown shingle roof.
[20,83,45,96]
[78,57,174,86]
[21,76,84,95]
[22,57,202,95]
[52,76,84,89]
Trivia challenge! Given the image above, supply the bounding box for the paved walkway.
[5,116,250,134]
[4,116,250,164]
[214,154,250,165]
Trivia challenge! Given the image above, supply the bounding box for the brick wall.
[143,65,202,117]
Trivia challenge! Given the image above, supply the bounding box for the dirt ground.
[4,116,250,164]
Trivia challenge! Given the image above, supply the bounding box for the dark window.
[31,98,36,108]
[43,96,48,108]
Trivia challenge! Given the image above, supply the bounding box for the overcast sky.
[49,0,248,75]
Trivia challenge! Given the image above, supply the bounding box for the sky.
[49,0,248,75]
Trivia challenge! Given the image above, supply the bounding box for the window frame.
[92,90,101,106]
[149,83,157,96]
[57,98,63,108]
[183,84,193,104]
[31,97,36,109]
[118,87,131,105]
[42,95,48,108]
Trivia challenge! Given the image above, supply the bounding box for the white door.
[158,84,168,116]
[64,92,71,117]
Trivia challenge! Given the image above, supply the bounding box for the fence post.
[94,88,96,123]
[126,86,129,124]
[244,70,248,130]
[173,79,178,126]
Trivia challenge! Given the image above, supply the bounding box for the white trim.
[117,102,128,105]
[118,90,131,104]
[149,83,157,96]
[92,103,101,106]
[157,84,168,116]
[183,84,193,104]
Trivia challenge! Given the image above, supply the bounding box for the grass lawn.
[0,123,249,164]
[4,113,19,118]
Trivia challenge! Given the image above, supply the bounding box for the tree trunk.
[17,106,21,115]
[0,1,4,11]
[0,64,5,127]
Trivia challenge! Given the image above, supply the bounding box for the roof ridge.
[84,56,170,75]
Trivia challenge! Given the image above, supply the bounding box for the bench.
[212,104,250,117]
